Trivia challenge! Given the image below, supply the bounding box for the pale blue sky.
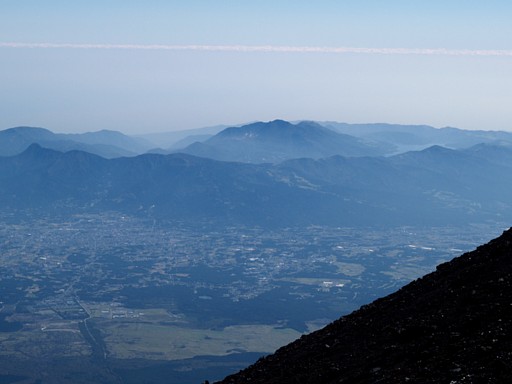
[1,1,511,133]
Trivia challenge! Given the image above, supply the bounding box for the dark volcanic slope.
[217,228,512,383]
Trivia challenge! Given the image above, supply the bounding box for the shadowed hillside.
[2,143,512,228]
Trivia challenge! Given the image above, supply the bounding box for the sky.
[1,0,512,134]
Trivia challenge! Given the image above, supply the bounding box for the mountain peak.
[20,142,60,157]
[217,227,512,383]
[4,126,54,139]
[180,120,387,163]
[215,120,293,138]
[267,119,291,126]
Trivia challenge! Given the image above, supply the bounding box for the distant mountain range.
[324,122,512,154]
[3,120,512,162]
[0,126,153,158]
[139,124,230,149]
[168,120,512,163]
[1,140,511,227]
[216,226,512,383]
[175,120,392,162]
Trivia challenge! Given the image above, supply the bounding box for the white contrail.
[1,42,512,56]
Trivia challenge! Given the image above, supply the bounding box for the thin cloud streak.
[1,42,512,56]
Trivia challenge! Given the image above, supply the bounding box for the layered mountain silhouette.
[0,126,153,158]
[176,120,391,162]
[140,124,228,149]
[216,227,512,383]
[324,122,512,154]
[1,142,512,227]
[145,120,512,162]
[5,120,512,162]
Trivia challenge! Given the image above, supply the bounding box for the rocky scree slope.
[216,227,512,383]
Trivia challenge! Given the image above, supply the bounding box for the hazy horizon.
[1,1,511,134]
[1,119,509,137]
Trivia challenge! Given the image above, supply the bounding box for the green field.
[99,321,301,360]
